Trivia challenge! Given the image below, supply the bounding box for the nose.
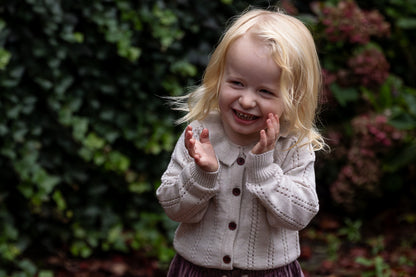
[238,91,256,109]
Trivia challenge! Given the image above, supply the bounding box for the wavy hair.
[171,8,326,151]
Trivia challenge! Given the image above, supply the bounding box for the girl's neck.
[222,122,259,147]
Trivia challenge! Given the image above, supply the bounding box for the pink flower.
[347,48,390,87]
[313,0,390,45]
[329,112,404,211]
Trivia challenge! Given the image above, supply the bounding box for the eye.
[259,89,275,95]
[228,80,244,87]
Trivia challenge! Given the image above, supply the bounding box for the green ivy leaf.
[52,190,67,211]
[72,117,89,141]
[17,259,37,276]
[105,151,130,172]
[33,169,60,195]
[84,133,105,149]
[128,182,151,194]
[397,17,416,29]
[70,240,92,258]
[0,48,11,70]
[330,83,360,107]
[38,271,54,277]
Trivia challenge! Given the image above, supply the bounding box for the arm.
[156,127,219,223]
[245,142,319,230]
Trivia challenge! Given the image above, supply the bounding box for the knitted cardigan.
[156,113,319,270]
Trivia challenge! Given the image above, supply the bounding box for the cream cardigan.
[156,113,319,270]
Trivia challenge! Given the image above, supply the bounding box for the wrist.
[199,163,219,173]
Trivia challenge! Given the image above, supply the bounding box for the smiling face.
[218,33,284,146]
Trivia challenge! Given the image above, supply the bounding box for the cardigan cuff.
[246,150,280,183]
[189,162,219,189]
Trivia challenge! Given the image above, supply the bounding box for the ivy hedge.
[1,0,416,275]
[0,0,264,274]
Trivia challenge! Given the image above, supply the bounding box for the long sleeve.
[245,138,319,230]
[156,130,220,223]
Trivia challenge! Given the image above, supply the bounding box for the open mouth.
[233,110,259,121]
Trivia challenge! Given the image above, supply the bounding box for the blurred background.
[0,0,415,276]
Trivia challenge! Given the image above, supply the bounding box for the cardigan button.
[228,222,237,230]
[232,188,241,196]
[223,255,231,264]
[236,157,245,165]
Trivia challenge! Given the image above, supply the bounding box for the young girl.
[157,8,326,277]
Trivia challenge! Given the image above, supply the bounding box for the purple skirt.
[167,254,305,277]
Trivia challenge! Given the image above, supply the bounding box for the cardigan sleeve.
[156,130,220,223]
[245,139,319,230]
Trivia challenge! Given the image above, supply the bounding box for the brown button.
[223,255,231,264]
[232,188,241,196]
[236,157,245,165]
[228,222,237,230]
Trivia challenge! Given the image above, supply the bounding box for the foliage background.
[0,0,415,275]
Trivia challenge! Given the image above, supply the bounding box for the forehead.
[224,33,281,80]
[228,33,271,59]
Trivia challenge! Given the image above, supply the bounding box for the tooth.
[236,111,255,120]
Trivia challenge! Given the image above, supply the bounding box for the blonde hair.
[171,8,326,151]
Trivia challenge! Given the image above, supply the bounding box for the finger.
[267,114,280,140]
[187,139,197,158]
[269,113,279,130]
[265,118,276,143]
[184,126,197,157]
[256,130,267,154]
[273,114,280,137]
[184,125,194,144]
[274,114,280,127]
[259,129,268,148]
[184,131,192,150]
[199,128,210,144]
[252,129,267,154]
[272,114,279,129]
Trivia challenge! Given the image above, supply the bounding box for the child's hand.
[251,113,280,155]
[184,126,219,172]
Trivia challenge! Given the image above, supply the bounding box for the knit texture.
[167,254,305,276]
[157,113,319,270]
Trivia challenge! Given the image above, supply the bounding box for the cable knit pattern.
[156,113,319,270]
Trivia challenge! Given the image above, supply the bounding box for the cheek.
[218,88,234,110]
[276,106,285,118]
[218,91,228,114]
[265,101,284,117]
